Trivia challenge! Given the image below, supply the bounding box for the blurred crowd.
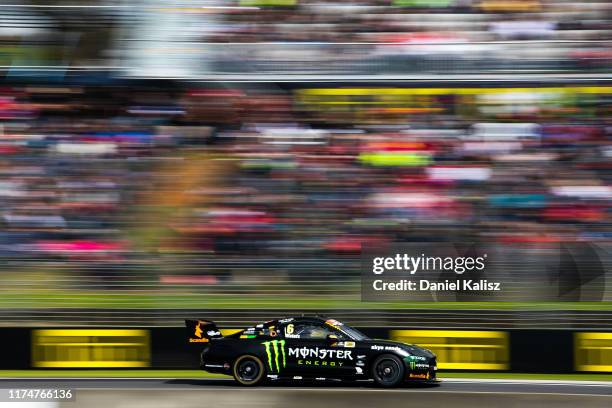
[211,0,611,43]
[148,0,612,74]
[0,84,610,266]
[0,1,608,312]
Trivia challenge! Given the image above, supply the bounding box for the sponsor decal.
[409,373,429,379]
[371,345,407,352]
[405,355,429,369]
[188,320,214,341]
[343,341,355,348]
[240,334,257,339]
[298,360,344,367]
[405,354,427,361]
[262,340,287,373]
[262,343,354,372]
[288,347,353,360]
[284,324,299,338]
[194,321,206,338]
[406,358,416,370]
[289,346,353,369]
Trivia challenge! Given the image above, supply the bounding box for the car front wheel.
[371,354,405,388]
[232,355,266,386]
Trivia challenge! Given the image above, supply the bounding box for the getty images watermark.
[361,242,610,302]
[361,243,502,301]
[371,252,498,291]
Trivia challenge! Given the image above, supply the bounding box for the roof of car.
[242,316,333,331]
[286,316,328,322]
[262,316,329,325]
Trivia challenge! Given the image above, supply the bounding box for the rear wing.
[185,319,223,343]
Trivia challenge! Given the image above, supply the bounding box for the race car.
[185,316,438,387]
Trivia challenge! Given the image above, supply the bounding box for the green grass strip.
[0,292,611,310]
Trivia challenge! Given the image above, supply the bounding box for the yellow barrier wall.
[390,330,509,370]
[32,329,150,368]
[575,332,612,372]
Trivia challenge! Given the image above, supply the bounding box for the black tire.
[371,354,405,388]
[232,355,266,386]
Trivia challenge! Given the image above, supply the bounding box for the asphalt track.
[0,378,611,408]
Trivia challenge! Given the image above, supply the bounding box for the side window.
[241,324,279,338]
[260,326,279,338]
[284,323,345,340]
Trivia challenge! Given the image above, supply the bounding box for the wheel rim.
[375,358,401,384]
[237,359,260,382]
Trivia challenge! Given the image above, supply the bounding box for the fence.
[2,327,611,373]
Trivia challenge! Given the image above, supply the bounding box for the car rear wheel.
[233,355,266,386]
[372,354,405,388]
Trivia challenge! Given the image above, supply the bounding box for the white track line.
[443,378,612,387]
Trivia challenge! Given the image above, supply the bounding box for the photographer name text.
[372,279,501,292]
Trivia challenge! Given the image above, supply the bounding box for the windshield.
[337,324,369,341]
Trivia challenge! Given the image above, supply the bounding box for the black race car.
[185,316,438,387]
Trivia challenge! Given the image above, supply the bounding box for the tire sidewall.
[233,354,266,386]
[371,354,405,388]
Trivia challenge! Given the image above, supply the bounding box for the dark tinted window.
[287,322,345,340]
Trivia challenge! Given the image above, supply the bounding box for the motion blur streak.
[391,330,509,370]
[31,330,150,368]
[0,0,609,329]
[0,1,610,76]
[575,333,612,372]
[0,81,609,326]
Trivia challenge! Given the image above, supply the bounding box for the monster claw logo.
[262,340,286,373]
[405,356,416,370]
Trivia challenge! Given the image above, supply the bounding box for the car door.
[279,320,356,378]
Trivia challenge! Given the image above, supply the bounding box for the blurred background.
[0,0,609,333]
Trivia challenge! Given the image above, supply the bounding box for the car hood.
[362,339,436,359]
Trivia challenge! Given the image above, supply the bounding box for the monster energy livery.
[185,316,438,387]
[262,340,286,373]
